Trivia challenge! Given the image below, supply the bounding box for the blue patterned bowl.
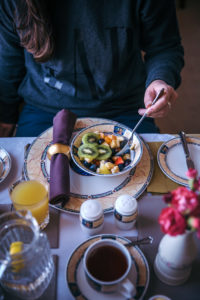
[70,122,143,177]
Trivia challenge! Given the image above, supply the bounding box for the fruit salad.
[77,132,132,174]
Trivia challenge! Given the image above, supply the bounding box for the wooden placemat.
[44,207,60,249]
[37,255,58,300]
[147,142,180,193]
[0,204,12,214]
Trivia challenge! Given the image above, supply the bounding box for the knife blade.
[179,131,195,170]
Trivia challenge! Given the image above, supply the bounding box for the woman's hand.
[138,80,178,118]
[0,122,16,137]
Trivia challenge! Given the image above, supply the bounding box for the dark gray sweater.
[0,0,184,123]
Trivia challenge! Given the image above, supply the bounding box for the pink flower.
[160,168,200,238]
[188,216,200,230]
[159,207,187,236]
[186,168,198,179]
[171,187,199,215]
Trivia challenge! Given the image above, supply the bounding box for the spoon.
[116,88,165,156]
[124,236,153,247]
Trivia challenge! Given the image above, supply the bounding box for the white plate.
[0,146,11,183]
[24,118,153,214]
[66,234,149,300]
[157,136,200,186]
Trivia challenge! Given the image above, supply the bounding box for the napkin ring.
[47,143,71,160]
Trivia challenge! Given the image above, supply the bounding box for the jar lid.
[80,200,103,221]
[114,194,137,215]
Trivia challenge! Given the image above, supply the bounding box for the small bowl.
[70,122,143,177]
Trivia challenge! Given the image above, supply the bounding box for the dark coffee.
[86,245,128,282]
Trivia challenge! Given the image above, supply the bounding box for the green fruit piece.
[96,144,112,160]
[78,144,99,160]
[99,165,111,174]
[82,133,100,146]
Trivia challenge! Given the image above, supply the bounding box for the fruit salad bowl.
[70,122,143,177]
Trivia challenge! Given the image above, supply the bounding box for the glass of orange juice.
[9,180,49,230]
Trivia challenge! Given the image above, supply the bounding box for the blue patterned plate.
[67,234,150,300]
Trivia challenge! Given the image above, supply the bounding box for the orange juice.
[10,180,49,229]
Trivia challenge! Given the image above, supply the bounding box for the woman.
[0,0,184,136]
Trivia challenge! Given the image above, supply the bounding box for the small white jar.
[114,194,138,230]
[80,200,104,235]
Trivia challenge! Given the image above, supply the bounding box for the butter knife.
[179,131,195,170]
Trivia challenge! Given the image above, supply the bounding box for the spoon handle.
[124,236,153,247]
[116,88,165,156]
[130,88,165,140]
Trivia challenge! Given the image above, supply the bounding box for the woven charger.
[24,118,154,214]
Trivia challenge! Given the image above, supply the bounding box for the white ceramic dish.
[70,122,143,177]
[157,136,200,186]
[0,146,11,183]
[66,234,150,300]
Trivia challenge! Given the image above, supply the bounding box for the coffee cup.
[83,238,136,297]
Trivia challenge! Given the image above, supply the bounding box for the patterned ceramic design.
[0,146,11,183]
[157,136,200,186]
[70,122,143,177]
[66,234,150,300]
[23,118,154,214]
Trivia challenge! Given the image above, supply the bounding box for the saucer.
[157,136,200,186]
[67,234,150,300]
[0,146,11,183]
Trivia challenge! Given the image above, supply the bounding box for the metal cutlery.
[9,143,31,195]
[179,131,195,170]
[116,88,165,156]
[0,158,5,179]
[21,143,31,180]
[124,236,153,247]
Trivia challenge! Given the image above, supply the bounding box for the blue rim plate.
[66,234,150,300]
[157,136,200,186]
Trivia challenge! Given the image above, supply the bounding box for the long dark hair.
[16,0,54,62]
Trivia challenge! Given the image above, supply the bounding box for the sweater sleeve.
[0,0,26,124]
[138,0,184,89]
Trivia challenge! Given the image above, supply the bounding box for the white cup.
[83,238,136,298]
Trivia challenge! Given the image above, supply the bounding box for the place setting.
[66,234,150,300]
[157,132,200,186]
[23,111,154,214]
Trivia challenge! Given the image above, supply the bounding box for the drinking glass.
[0,210,54,300]
[9,179,49,230]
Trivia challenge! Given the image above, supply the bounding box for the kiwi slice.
[82,133,99,146]
[78,144,99,160]
[96,145,112,160]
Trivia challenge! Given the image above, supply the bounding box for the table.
[0,134,200,300]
